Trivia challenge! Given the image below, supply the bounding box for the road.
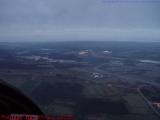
[94,63,160,117]
[137,85,160,118]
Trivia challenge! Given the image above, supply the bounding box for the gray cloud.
[0,0,160,41]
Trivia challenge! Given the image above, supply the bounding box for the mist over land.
[0,41,160,119]
[1,0,160,119]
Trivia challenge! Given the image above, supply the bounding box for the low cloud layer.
[0,0,160,41]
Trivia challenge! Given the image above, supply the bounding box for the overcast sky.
[0,0,160,41]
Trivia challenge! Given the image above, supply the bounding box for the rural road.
[137,85,160,118]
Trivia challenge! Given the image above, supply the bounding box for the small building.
[152,103,160,109]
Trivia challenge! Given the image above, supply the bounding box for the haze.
[0,0,160,41]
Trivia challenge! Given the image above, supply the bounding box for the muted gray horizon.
[0,0,160,42]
